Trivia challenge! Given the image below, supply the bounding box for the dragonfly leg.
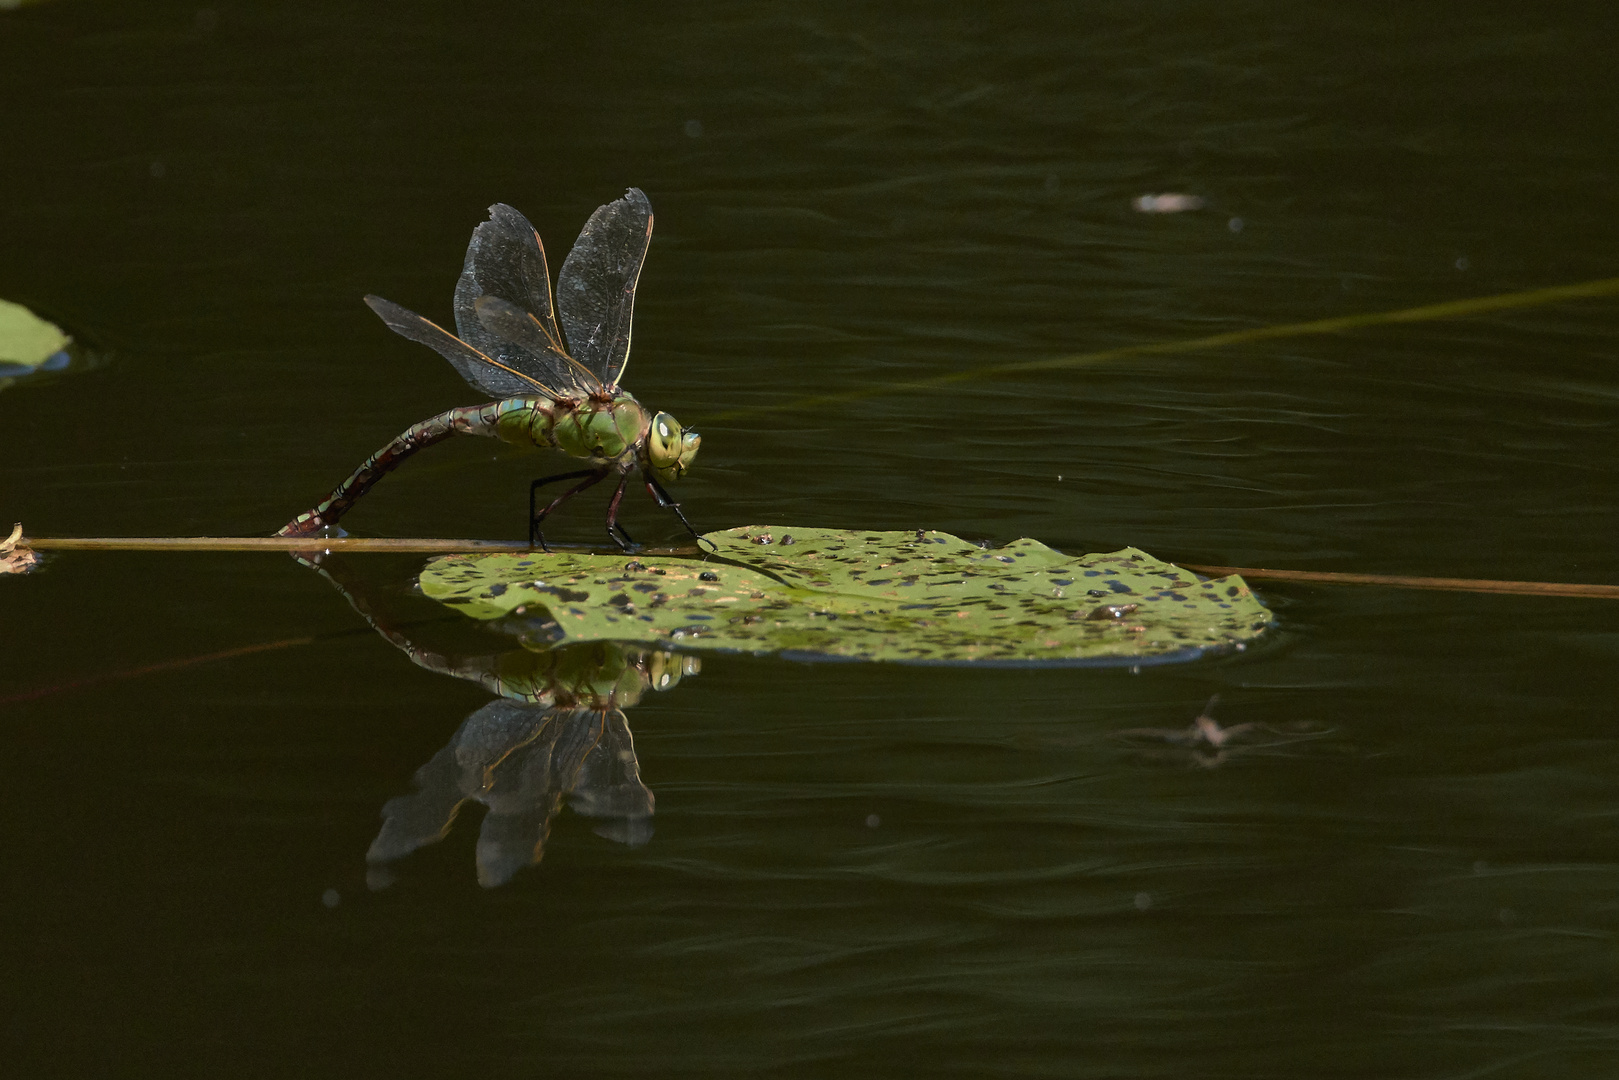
[641,469,715,551]
[531,468,610,551]
[604,473,637,552]
[529,469,601,548]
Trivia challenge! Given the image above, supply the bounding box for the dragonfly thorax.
[550,392,647,463]
[527,393,699,482]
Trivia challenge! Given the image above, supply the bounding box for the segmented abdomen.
[276,397,554,537]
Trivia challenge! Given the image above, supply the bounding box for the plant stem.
[1175,564,1619,599]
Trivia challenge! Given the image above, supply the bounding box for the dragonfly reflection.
[302,553,696,887]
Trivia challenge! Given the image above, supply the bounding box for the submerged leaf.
[419,527,1272,665]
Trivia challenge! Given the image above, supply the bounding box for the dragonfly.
[277,188,703,550]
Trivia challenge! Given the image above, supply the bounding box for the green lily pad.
[419,527,1271,666]
[0,299,70,370]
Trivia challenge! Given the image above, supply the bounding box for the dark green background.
[4,2,1619,1076]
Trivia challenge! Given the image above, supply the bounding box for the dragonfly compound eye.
[647,411,685,470]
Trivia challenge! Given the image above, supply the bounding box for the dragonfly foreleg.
[531,468,610,551]
[641,469,714,551]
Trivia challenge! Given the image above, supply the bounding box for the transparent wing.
[364,294,562,399]
[473,297,603,392]
[556,188,652,389]
[453,203,599,399]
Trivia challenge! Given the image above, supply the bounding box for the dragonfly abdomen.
[278,400,520,537]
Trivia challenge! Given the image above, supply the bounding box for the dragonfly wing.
[556,188,652,389]
[453,204,597,399]
[364,294,560,399]
[473,297,604,392]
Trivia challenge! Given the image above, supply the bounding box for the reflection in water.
[368,686,657,889]
[300,554,697,887]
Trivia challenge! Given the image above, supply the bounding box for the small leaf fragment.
[0,299,70,371]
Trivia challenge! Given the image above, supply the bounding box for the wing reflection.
[367,702,652,888]
[296,552,696,887]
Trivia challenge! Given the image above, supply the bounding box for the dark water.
[5,2,1619,1075]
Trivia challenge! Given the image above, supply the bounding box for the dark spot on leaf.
[488,584,507,597]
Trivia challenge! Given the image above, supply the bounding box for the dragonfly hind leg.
[529,468,609,551]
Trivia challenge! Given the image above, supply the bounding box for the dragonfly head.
[646,411,700,483]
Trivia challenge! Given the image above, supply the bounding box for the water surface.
[4,2,1619,1076]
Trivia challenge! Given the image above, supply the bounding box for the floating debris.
[1,523,42,575]
[1132,193,1206,214]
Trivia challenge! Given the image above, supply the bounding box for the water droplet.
[321,889,341,908]
[865,814,881,828]
[683,119,704,138]
[1227,216,1244,233]
[1134,891,1152,911]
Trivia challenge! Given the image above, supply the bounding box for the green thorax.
[493,392,648,464]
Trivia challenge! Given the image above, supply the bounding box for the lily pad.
[419,527,1271,666]
[0,299,70,374]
